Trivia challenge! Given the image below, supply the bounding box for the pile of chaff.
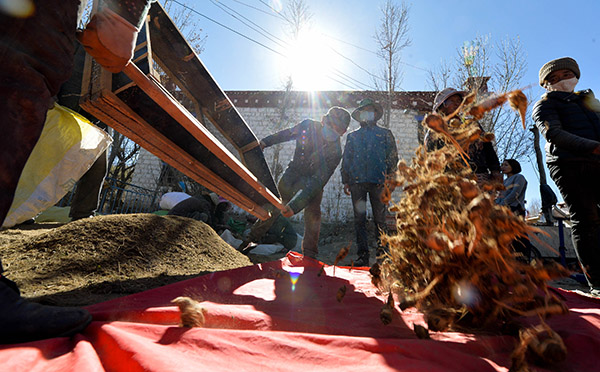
[376,90,571,371]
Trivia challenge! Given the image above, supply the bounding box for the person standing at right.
[341,98,398,267]
[532,57,600,287]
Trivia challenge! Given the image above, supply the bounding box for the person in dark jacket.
[532,57,600,287]
[341,98,398,267]
[240,107,351,259]
[0,0,152,344]
[425,88,502,184]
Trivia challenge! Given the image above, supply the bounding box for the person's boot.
[0,280,92,344]
[354,254,370,268]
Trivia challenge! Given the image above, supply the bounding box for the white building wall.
[131,106,422,222]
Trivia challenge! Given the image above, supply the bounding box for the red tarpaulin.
[1,252,599,371]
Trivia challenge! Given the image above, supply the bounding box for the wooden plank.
[121,62,285,214]
[80,90,270,220]
[146,2,279,197]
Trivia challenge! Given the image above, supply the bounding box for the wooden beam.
[81,90,270,220]
[121,62,285,215]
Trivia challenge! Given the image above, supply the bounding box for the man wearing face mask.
[239,107,351,259]
[341,98,398,267]
[532,57,600,289]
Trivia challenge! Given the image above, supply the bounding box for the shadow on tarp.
[2,252,600,372]
[29,273,204,307]
[85,252,417,339]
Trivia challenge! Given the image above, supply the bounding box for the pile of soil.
[0,214,252,306]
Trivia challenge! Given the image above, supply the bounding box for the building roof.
[224,90,436,112]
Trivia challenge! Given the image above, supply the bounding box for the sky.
[164,0,600,211]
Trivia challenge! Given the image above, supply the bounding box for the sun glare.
[279,28,339,91]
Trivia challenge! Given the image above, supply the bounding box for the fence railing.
[59,177,160,215]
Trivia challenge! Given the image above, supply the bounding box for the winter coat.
[424,127,500,175]
[532,89,600,164]
[261,119,342,213]
[341,123,398,185]
[496,173,527,213]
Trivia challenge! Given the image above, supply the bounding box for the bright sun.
[279,28,339,91]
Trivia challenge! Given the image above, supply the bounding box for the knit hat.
[538,57,580,86]
[433,88,464,112]
[351,98,384,122]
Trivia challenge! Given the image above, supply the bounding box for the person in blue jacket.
[341,98,398,267]
[532,57,600,288]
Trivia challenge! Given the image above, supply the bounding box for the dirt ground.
[0,213,369,307]
[0,213,593,308]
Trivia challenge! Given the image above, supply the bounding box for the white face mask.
[359,110,376,122]
[546,77,578,93]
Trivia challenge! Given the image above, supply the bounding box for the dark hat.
[539,57,580,86]
[326,106,351,135]
[433,88,464,112]
[351,98,383,122]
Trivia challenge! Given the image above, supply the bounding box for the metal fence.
[59,177,160,215]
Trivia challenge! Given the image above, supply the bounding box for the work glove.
[77,8,139,73]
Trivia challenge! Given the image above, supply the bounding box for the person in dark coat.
[341,98,398,267]
[532,56,600,287]
[240,107,351,259]
[0,0,152,344]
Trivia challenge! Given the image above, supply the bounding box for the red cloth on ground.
[1,252,599,371]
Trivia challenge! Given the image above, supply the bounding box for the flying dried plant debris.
[375,88,568,371]
[508,90,528,129]
[317,264,325,277]
[413,324,431,339]
[172,296,205,327]
[380,292,395,325]
[510,323,567,372]
[333,243,350,275]
[336,285,347,303]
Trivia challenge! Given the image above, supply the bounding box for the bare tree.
[427,58,454,92]
[374,0,411,128]
[106,129,140,184]
[427,34,533,162]
[134,0,208,191]
[283,0,313,39]
[163,0,207,55]
[266,0,312,181]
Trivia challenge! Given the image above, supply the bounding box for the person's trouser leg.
[549,162,600,285]
[350,183,369,261]
[69,150,108,220]
[240,166,299,249]
[302,190,323,259]
[367,183,388,258]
